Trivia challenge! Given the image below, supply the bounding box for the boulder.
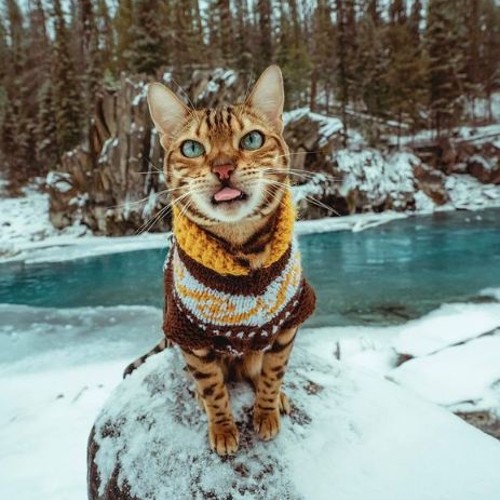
[413,163,449,205]
[467,153,500,185]
[87,345,500,500]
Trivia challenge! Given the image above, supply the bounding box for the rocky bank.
[46,69,500,236]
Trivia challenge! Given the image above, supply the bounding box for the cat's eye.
[181,140,205,158]
[240,130,264,151]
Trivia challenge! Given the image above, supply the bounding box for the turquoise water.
[1,209,500,326]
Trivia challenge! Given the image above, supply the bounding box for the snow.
[413,190,436,212]
[283,107,343,146]
[480,287,500,301]
[393,303,500,357]
[0,305,162,500]
[389,122,500,148]
[469,154,495,171]
[92,345,500,500]
[0,184,88,261]
[389,334,500,407]
[445,174,500,210]
[302,292,500,415]
[1,295,500,498]
[296,211,407,234]
[46,171,73,193]
[336,150,417,208]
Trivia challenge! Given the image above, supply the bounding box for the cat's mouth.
[211,186,248,205]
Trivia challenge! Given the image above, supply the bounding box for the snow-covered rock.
[88,346,500,500]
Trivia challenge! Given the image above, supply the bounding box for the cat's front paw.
[208,421,239,456]
[253,408,281,441]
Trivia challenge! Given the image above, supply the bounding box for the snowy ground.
[1,296,500,499]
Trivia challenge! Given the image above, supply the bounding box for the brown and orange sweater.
[162,190,316,356]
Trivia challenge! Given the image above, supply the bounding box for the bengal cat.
[124,66,316,455]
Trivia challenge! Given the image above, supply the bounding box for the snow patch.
[389,334,500,407]
[393,303,500,357]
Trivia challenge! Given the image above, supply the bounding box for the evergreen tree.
[95,0,115,81]
[256,0,273,70]
[114,0,134,72]
[276,0,310,107]
[335,0,358,142]
[310,0,335,111]
[355,10,390,118]
[233,0,253,73]
[409,0,423,44]
[52,0,83,155]
[385,1,426,135]
[480,0,500,121]
[36,81,59,170]
[76,0,101,141]
[128,0,166,75]
[426,0,468,133]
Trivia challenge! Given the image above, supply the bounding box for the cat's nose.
[212,160,235,181]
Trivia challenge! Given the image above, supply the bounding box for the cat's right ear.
[147,83,189,141]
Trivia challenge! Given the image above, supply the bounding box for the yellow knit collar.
[173,189,296,276]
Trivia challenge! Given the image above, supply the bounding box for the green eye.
[181,140,205,158]
[240,130,264,151]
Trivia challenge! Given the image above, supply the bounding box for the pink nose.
[212,163,235,180]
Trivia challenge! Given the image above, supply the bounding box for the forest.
[0,0,499,188]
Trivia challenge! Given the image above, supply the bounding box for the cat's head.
[147,66,289,225]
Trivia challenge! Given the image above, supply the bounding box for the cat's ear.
[247,65,284,131]
[147,83,189,140]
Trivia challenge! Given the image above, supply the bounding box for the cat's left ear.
[247,65,284,132]
[147,82,189,143]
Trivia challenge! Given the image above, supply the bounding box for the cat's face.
[147,66,289,225]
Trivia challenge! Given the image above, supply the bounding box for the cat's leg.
[242,351,291,415]
[182,348,239,455]
[253,327,297,440]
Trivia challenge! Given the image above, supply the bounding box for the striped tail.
[123,338,171,378]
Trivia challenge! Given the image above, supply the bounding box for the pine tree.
[52,0,83,155]
[36,81,59,170]
[128,0,166,75]
[95,0,115,81]
[409,0,423,45]
[217,0,233,65]
[426,0,468,133]
[310,0,335,111]
[78,0,100,133]
[256,0,273,70]
[385,1,426,136]
[233,0,253,73]
[367,0,381,25]
[480,0,500,121]
[335,0,358,142]
[114,0,134,73]
[355,9,390,119]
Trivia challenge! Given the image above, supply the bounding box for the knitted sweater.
[162,190,316,356]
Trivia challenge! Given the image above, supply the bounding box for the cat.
[124,66,316,455]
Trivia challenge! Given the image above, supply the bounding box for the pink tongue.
[214,187,242,202]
